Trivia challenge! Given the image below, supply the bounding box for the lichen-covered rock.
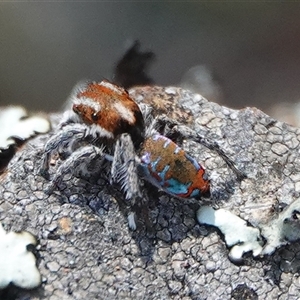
[1,86,300,299]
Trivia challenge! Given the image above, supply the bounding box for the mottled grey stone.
[46,261,60,273]
[167,280,182,294]
[205,261,216,272]
[271,143,289,155]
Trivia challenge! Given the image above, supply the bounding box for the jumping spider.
[39,80,245,230]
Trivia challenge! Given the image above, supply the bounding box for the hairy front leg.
[111,133,142,203]
[45,144,107,194]
[111,133,151,230]
[38,123,97,178]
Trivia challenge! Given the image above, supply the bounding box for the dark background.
[1,3,300,124]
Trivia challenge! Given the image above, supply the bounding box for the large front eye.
[91,113,99,121]
[73,104,80,114]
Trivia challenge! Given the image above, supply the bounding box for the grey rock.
[1,85,300,299]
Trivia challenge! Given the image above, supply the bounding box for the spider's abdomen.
[139,134,210,199]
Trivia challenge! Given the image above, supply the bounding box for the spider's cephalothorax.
[72,80,145,148]
[39,80,243,230]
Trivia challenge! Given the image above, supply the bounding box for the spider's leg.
[38,123,95,178]
[111,133,142,202]
[152,115,246,181]
[45,144,108,194]
[187,128,246,181]
[111,133,148,230]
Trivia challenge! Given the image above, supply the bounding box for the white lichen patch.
[0,106,50,150]
[0,223,41,289]
[260,198,300,255]
[197,206,264,262]
[198,199,300,260]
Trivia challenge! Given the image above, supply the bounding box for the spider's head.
[72,80,145,147]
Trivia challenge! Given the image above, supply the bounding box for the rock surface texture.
[1,86,300,299]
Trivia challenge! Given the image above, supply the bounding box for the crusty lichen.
[261,198,300,254]
[197,206,264,262]
[0,222,41,289]
[0,106,50,150]
[197,199,300,261]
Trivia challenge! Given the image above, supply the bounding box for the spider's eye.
[73,105,80,114]
[91,113,99,121]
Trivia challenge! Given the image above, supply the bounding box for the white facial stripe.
[90,123,114,139]
[113,102,135,124]
[100,81,123,95]
[61,110,82,124]
[73,97,101,113]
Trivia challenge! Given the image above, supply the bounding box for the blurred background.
[1,3,300,125]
